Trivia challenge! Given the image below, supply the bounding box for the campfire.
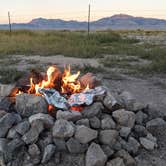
[0,64,161,166]
[14,65,101,112]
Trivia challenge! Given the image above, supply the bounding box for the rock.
[0,110,7,118]
[106,157,125,166]
[146,133,158,148]
[101,145,114,158]
[16,94,48,117]
[115,150,136,166]
[41,144,56,163]
[86,143,107,166]
[74,125,97,144]
[52,119,74,138]
[103,91,119,111]
[56,110,82,122]
[101,116,116,129]
[146,118,166,132]
[119,127,131,139]
[53,138,67,151]
[134,125,148,138]
[135,111,148,125]
[82,102,103,118]
[112,109,135,128]
[89,116,100,129]
[0,113,22,137]
[99,130,118,147]
[7,127,20,139]
[7,138,25,153]
[22,120,44,144]
[76,119,90,127]
[131,102,148,112]
[66,137,88,153]
[29,113,54,128]
[15,120,30,135]
[28,143,40,156]
[140,137,155,150]
[0,84,15,97]
[122,137,140,155]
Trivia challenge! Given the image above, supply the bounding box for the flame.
[61,66,81,94]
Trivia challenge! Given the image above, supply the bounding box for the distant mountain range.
[0,14,166,30]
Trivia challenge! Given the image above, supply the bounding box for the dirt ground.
[1,54,166,165]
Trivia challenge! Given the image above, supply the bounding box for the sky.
[0,0,166,23]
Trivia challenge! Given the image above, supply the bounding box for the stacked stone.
[0,88,165,166]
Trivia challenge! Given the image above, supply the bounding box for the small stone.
[112,109,135,128]
[56,110,82,122]
[135,111,148,125]
[75,125,97,144]
[16,94,48,117]
[131,102,148,112]
[29,113,54,128]
[52,119,74,138]
[119,127,131,138]
[140,137,155,150]
[0,113,22,137]
[82,102,103,118]
[146,118,166,131]
[86,143,107,166]
[66,137,88,153]
[134,125,148,138]
[22,120,44,144]
[146,133,157,143]
[7,127,20,139]
[115,149,136,166]
[76,119,90,127]
[89,116,100,129]
[101,116,116,129]
[99,130,118,147]
[41,144,56,163]
[53,138,67,151]
[15,120,30,135]
[28,144,40,156]
[106,157,125,166]
[101,145,114,158]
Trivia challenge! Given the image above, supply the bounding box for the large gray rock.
[115,150,136,166]
[52,119,74,138]
[106,157,125,166]
[146,118,166,132]
[22,120,44,144]
[134,125,148,138]
[76,119,90,127]
[0,138,8,152]
[41,144,56,163]
[75,125,97,144]
[112,109,135,128]
[56,110,82,122]
[86,143,107,166]
[29,113,54,128]
[82,102,103,118]
[0,84,15,97]
[0,113,22,137]
[139,137,155,150]
[16,94,48,117]
[7,127,20,139]
[135,111,148,125]
[101,116,116,129]
[89,116,101,129]
[66,137,88,153]
[15,120,30,135]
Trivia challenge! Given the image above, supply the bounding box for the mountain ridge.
[0,14,166,30]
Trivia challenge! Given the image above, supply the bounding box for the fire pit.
[0,65,164,166]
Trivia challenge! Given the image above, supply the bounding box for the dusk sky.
[0,0,166,23]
